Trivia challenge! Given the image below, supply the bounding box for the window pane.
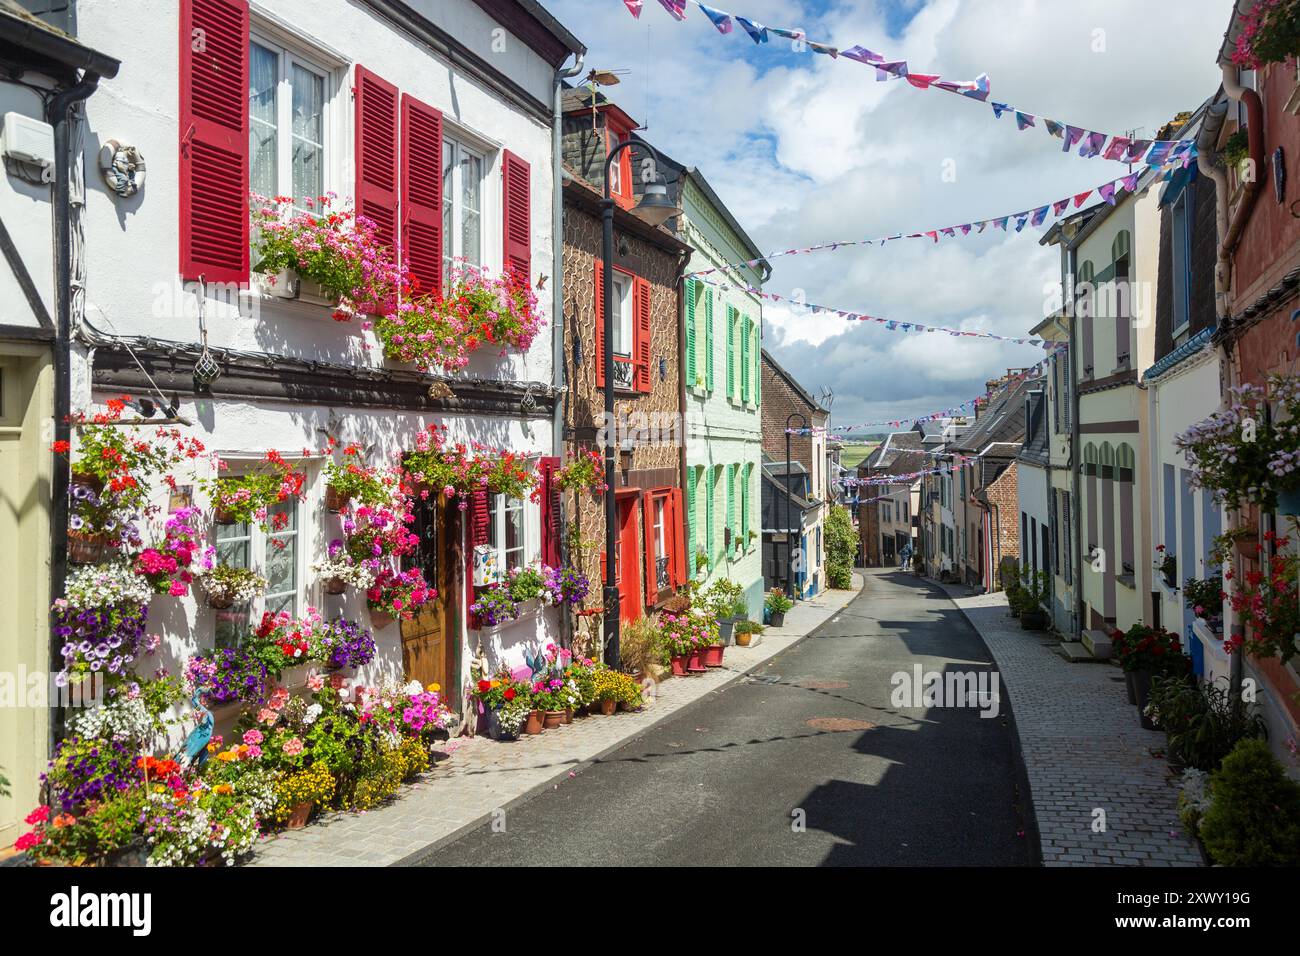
[442,139,455,284]
[460,152,482,267]
[263,502,298,615]
[612,274,633,356]
[504,498,524,571]
[214,522,251,568]
[249,42,279,198]
[290,63,324,206]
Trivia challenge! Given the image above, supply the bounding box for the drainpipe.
[1214,63,1267,328]
[47,73,102,740]
[552,51,583,650]
[1196,99,1231,320]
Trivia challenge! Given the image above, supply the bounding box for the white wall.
[62,0,568,696]
[0,80,56,329]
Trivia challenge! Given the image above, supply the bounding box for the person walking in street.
[899,541,913,571]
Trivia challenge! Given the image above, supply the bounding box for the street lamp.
[600,138,681,669]
[785,412,808,598]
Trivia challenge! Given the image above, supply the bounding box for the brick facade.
[561,177,689,655]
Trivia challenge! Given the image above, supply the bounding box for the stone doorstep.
[1057,640,1108,663]
[1080,629,1114,660]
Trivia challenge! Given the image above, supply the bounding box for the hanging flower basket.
[207,592,235,610]
[325,486,352,514]
[324,576,347,595]
[67,530,111,565]
[370,608,396,630]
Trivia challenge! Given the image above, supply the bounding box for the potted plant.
[765,589,794,627]
[197,564,267,609]
[469,585,518,629]
[1184,574,1225,632]
[703,578,745,643]
[734,620,764,647]
[1018,569,1049,630]
[1230,0,1300,71]
[1154,545,1178,589]
[1174,373,1300,513]
[251,194,399,316]
[1114,623,1190,729]
[323,453,396,513]
[202,451,306,529]
[1225,529,1300,663]
[1147,674,1266,772]
[311,540,378,596]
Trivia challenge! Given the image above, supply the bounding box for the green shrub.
[1199,739,1300,866]
[825,506,859,589]
[1148,675,1266,771]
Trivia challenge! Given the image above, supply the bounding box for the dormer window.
[606,114,635,209]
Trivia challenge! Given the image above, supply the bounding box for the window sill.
[476,597,547,634]
[1117,573,1136,590]
[252,270,343,313]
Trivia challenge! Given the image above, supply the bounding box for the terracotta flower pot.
[525,709,544,734]
[285,801,314,831]
[70,471,104,495]
[325,486,352,514]
[702,644,724,668]
[67,530,110,564]
[323,576,347,595]
[370,608,396,630]
[598,698,617,716]
[563,708,573,724]
[670,655,688,677]
[735,631,753,647]
[213,505,237,526]
[543,710,565,729]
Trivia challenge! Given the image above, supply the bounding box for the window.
[214,499,301,648]
[610,270,634,359]
[1117,444,1135,483]
[442,136,485,286]
[249,37,329,210]
[489,494,526,575]
[653,496,669,591]
[1170,190,1191,340]
[606,121,633,207]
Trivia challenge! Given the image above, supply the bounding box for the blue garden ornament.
[177,691,213,770]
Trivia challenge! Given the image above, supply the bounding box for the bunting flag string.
[791,357,1053,436]
[697,274,1066,349]
[685,160,1194,278]
[625,0,1197,168]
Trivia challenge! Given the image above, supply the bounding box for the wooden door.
[400,494,458,700]
[617,495,642,624]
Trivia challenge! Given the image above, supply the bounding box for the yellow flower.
[428,682,441,692]
[489,680,499,689]
[215,784,233,795]
[216,750,236,762]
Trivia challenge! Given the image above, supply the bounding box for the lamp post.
[599,139,680,668]
[785,412,808,598]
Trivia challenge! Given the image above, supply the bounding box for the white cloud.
[544,0,1227,428]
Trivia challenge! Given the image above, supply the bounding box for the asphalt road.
[414,570,1032,866]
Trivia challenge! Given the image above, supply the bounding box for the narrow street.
[415,570,1031,867]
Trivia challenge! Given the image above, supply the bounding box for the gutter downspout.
[1216,64,1267,328]
[1197,98,1231,320]
[552,51,584,650]
[48,72,102,740]
[1067,245,1084,638]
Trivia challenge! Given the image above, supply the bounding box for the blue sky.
[544,0,1229,431]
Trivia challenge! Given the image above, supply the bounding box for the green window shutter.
[705,467,714,571]
[753,321,761,405]
[741,316,751,403]
[685,280,697,384]
[726,306,735,397]
[686,467,696,578]
[726,464,735,553]
[705,291,715,392]
[742,463,751,541]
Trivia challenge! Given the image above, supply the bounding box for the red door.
[617,495,642,624]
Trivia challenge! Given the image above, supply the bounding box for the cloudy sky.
[543,0,1228,432]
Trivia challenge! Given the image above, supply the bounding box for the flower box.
[254,269,342,309]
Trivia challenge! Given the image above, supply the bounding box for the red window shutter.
[633,276,652,392]
[401,93,443,299]
[179,0,249,283]
[642,491,657,604]
[354,66,399,270]
[466,489,490,628]
[599,551,607,585]
[502,150,531,281]
[669,487,686,588]
[593,259,605,388]
[539,456,561,568]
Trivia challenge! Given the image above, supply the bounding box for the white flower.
[303,702,323,725]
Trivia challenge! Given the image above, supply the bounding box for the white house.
[27,0,584,735]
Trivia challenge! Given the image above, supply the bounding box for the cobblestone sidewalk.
[943,586,1202,867]
[250,577,862,866]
